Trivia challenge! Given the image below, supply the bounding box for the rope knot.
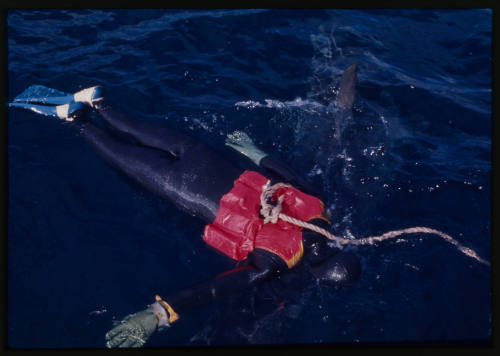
[260,181,289,224]
[262,195,284,224]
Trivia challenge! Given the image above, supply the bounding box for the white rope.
[259,181,490,266]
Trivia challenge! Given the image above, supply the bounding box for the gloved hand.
[105,309,159,348]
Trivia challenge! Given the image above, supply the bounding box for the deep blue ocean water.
[7,9,491,348]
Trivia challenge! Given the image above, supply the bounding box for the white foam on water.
[235,97,325,113]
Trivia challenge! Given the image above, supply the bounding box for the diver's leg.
[78,122,180,202]
[161,249,287,317]
[93,100,196,159]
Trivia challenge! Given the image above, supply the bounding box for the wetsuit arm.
[159,249,287,318]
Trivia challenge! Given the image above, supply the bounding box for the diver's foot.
[56,102,86,121]
[73,86,103,108]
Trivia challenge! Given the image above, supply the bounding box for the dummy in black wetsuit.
[78,97,360,320]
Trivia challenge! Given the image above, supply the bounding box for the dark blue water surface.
[7,9,491,348]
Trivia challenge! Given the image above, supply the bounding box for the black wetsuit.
[79,98,360,318]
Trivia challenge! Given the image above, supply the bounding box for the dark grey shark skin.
[331,63,358,144]
[336,63,358,110]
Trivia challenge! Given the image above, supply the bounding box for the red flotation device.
[203,170,328,268]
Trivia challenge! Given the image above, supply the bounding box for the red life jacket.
[203,170,329,268]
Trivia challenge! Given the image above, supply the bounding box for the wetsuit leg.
[94,101,196,159]
[79,122,180,200]
[164,249,287,315]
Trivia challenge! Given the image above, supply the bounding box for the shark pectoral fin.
[335,63,358,110]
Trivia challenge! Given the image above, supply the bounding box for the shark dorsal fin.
[335,63,358,110]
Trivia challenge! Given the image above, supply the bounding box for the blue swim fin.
[12,85,74,105]
[9,84,104,120]
[11,84,103,107]
[8,101,86,121]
